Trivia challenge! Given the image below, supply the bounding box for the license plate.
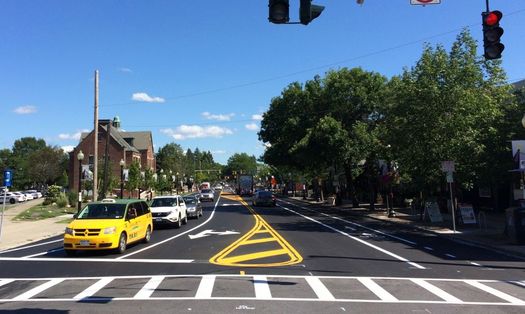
[155,218,162,222]
[79,240,90,246]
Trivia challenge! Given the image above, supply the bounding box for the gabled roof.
[120,131,153,151]
[80,125,140,153]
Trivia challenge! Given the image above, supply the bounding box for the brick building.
[68,116,156,197]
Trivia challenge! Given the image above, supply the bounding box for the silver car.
[199,189,214,202]
[183,195,203,218]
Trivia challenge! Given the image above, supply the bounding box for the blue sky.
[1,0,524,164]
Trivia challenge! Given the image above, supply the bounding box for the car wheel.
[65,249,76,257]
[175,215,182,228]
[143,226,152,243]
[9,198,15,204]
[183,213,188,225]
[116,233,127,254]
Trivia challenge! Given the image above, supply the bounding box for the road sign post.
[1,169,14,242]
[441,162,456,233]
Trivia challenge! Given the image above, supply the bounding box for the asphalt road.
[0,190,524,313]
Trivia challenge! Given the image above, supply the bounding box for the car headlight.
[65,227,74,235]
[104,226,117,234]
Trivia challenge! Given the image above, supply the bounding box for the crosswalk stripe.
[358,278,398,302]
[411,279,463,303]
[13,279,64,300]
[0,279,14,287]
[253,275,272,299]
[195,275,215,298]
[305,277,335,301]
[134,276,164,299]
[465,280,525,305]
[74,277,114,300]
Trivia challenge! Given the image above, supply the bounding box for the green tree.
[26,146,67,187]
[224,153,257,176]
[382,29,511,200]
[126,161,141,198]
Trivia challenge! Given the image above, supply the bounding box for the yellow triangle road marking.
[210,198,303,267]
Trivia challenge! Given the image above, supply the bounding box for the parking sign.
[3,169,12,187]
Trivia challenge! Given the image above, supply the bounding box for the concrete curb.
[280,196,525,261]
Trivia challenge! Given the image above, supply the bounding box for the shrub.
[45,185,62,203]
[56,192,68,208]
[42,198,53,206]
[67,191,77,207]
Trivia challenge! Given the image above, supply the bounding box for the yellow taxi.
[63,199,153,255]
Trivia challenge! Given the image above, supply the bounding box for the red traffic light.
[484,10,502,26]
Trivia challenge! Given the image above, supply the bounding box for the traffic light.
[269,0,290,24]
[299,0,325,25]
[482,10,504,60]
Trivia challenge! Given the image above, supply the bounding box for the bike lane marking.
[277,204,426,269]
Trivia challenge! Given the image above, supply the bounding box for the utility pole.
[93,70,99,202]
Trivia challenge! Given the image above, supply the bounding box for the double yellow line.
[209,197,303,267]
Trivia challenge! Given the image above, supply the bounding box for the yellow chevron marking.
[210,196,303,267]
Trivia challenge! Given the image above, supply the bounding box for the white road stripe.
[411,279,462,303]
[278,205,426,269]
[13,278,64,300]
[445,254,456,258]
[357,278,398,302]
[0,239,63,254]
[465,280,525,305]
[22,248,63,258]
[253,275,272,299]
[134,276,164,299]
[469,262,482,267]
[118,195,222,259]
[279,199,417,246]
[305,277,335,301]
[0,257,193,263]
[512,280,525,288]
[195,275,215,298]
[74,277,114,300]
[0,279,14,287]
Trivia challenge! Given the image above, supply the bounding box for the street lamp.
[119,159,125,199]
[77,150,84,213]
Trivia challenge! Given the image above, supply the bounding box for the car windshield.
[183,197,197,204]
[77,204,126,219]
[151,198,177,207]
[201,189,212,193]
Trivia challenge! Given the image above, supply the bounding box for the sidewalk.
[286,196,525,259]
[0,199,71,251]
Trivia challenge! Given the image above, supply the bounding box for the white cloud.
[58,129,90,141]
[251,114,263,121]
[13,105,37,114]
[161,125,233,140]
[61,145,75,153]
[119,67,132,73]
[202,112,235,121]
[245,123,259,131]
[132,92,165,103]
[212,150,226,154]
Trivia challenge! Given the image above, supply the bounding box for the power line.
[99,8,525,109]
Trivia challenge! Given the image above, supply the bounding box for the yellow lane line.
[220,249,289,264]
[209,195,303,267]
[240,238,277,245]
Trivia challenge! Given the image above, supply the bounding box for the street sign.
[446,171,454,183]
[410,0,441,5]
[3,169,12,187]
[441,161,455,172]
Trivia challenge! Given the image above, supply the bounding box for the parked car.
[22,192,34,200]
[0,192,25,204]
[199,189,215,202]
[183,195,203,219]
[150,195,188,228]
[11,192,27,202]
[252,190,276,207]
[63,198,153,255]
[25,190,42,198]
